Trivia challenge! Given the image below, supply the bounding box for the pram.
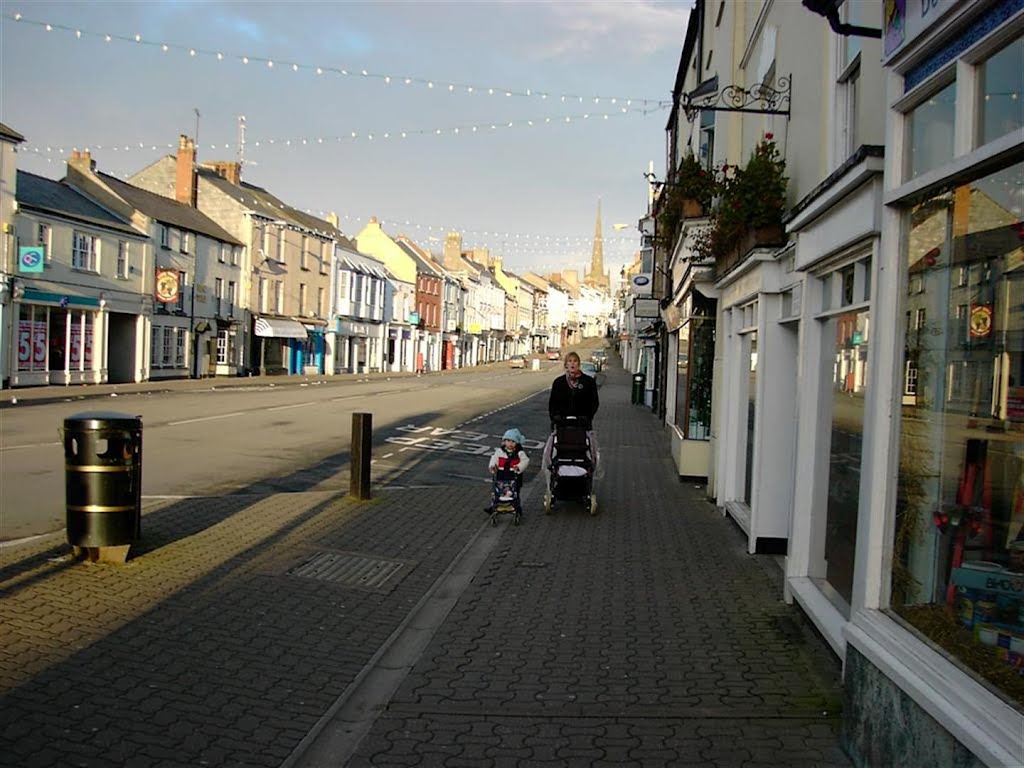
[489,464,523,526]
[543,415,597,516]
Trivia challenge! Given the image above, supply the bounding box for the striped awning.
[254,317,307,339]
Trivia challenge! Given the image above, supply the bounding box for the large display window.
[893,162,1024,703]
[673,293,715,440]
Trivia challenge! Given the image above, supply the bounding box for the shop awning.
[255,317,307,338]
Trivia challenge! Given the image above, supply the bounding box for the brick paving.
[0,361,851,767]
[345,363,850,767]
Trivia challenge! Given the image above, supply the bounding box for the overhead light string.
[18,100,668,160]
[5,11,672,109]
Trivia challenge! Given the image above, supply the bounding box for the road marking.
[0,441,61,451]
[167,411,244,426]
[268,402,313,411]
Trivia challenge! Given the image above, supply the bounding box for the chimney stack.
[200,160,242,186]
[175,135,197,206]
[442,231,463,270]
[68,150,95,173]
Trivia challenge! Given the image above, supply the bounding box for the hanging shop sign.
[155,269,180,303]
[969,304,993,338]
[18,246,45,273]
[630,273,653,297]
[634,298,661,319]
[883,0,961,63]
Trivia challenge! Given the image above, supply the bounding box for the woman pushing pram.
[543,351,600,515]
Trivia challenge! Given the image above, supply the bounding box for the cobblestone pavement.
[345,365,851,768]
[0,361,852,767]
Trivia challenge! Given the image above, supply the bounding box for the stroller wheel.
[543,490,552,515]
[513,512,522,526]
[589,495,598,516]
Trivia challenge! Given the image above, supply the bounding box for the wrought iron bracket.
[683,76,791,122]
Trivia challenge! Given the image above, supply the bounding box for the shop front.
[665,287,716,480]
[842,4,1024,764]
[13,289,104,387]
[253,316,307,376]
[716,252,797,556]
[334,318,384,374]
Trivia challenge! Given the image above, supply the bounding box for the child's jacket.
[488,448,530,474]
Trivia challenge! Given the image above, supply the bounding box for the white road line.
[167,412,244,426]
[0,441,61,451]
[381,453,394,459]
[268,402,313,411]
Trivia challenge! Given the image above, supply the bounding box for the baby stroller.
[490,464,523,526]
[543,415,598,516]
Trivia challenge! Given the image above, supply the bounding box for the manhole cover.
[288,551,408,590]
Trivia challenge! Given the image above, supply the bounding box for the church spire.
[587,198,608,289]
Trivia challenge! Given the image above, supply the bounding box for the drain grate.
[288,551,408,590]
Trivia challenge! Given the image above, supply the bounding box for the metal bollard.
[350,412,372,500]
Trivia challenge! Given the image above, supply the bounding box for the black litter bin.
[63,412,142,549]
[632,373,646,404]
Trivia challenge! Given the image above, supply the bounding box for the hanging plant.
[708,137,789,259]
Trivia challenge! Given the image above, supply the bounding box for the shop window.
[676,293,716,440]
[824,309,870,608]
[744,332,758,505]
[906,80,956,181]
[17,304,47,371]
[980,36,1023,146]
[175,328,187,368]
[161,328,173,366]
[893,162,1024,702]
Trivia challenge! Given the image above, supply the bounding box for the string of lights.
[5,12,671,109]
[18,103,664,160]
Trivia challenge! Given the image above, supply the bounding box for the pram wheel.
[589,495,599,516]
[513,512,522,526]
[543,489,552,514]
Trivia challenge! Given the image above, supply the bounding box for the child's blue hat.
[502,428,525,445]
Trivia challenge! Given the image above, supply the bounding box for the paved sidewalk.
[0,358,851,767]
[341,364,851,767]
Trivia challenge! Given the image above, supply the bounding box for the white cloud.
[527,1,691,60]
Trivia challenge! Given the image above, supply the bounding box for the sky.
[0,0,692,281]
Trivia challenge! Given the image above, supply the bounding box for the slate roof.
[97,172,242,246]
[336,244,390,279]
[396,239,445,277]
[16,170,140,236]
[198,169,347,240]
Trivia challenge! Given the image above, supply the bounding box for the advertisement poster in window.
[69,325,93,365]
[17,320,46,370]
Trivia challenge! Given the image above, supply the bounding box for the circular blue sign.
[632,275,650,286]
[19,247,44,269]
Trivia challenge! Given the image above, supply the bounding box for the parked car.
[508,355,526,369]
[547,349,561,361]
[590,349,608,371]
[580,361,599,378]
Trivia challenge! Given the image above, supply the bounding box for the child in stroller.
[543,415,598,516]
[485,428,530,526]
